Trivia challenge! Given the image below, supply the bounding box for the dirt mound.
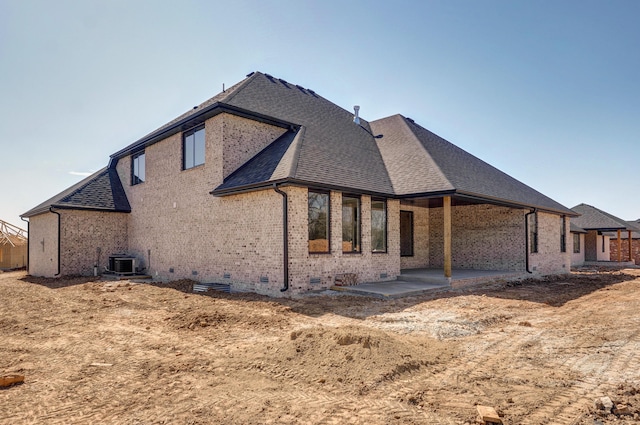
[166,301,292,332]
[252,325,456,394]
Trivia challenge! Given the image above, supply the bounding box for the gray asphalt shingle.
[571,204,640,231]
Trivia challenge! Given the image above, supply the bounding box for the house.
[570,222,587,267]
[0,219,27,270]
[570,203,640,266]
[22,72,576,296]
[607,219,640,265]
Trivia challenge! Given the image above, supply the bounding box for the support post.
[617,229,622,262]
[443,196,452,279]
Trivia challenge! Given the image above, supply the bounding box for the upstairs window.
[183,125,205,169]
[308,191,330,253]
[342,195,361,253]
[371,199,387,253]
[131,151,145,185]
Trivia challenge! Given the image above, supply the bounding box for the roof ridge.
[398,114,454,191]
[219,71,260,105]
[286,125,305,178]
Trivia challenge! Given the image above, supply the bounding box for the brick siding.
[609,237,640,265]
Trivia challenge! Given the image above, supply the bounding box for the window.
[400,211,414,256]
[371,199,387,253]
[573,233,581,253]
[560,216,566,253]
[602,235,605,252]
[183,125,205,169]
[530,212,538,253]
[131,151,145,185]
[308,191,330,253]
[342,196,361,253]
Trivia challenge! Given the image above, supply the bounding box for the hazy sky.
[1,0,639,227]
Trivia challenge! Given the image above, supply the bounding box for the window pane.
[184,133,194,169]
[342,196,360,253]
[138,153,145,182]
[371,200,386,252]
[194,128,205,166]
[132,151,145,185]
[308,192,329,253]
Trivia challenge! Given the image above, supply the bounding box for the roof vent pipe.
[353,105,360,125]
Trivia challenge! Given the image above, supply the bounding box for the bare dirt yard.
[2,269,640,424]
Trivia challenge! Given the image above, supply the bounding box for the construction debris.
[0,374,25,388]
[476,405,502,424]
[595,396,614,413]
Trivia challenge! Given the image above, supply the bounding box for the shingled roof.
[21,168,131,217]
[370,115,574,214]
[571,204,640,232]
[210,73,574,215]
[26,71,576,217]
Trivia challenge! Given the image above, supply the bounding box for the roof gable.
[371,115,574,215]
[570,203,640,231]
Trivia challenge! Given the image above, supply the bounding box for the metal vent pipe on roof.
[353,105,360,125]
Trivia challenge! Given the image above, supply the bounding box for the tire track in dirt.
[518,306,640,424]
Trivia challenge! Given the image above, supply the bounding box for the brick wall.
[528,211,570,275]
[286,187,401,291]
[399,204,429,269]
[59,210,129,276]
[428,204,527,271]
[116,113,290,295]
[609,237,640,265]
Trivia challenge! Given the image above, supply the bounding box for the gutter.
[525,208,537,274]
[49,207,61,276]
[20,216,29,272]
[272,183,289,292]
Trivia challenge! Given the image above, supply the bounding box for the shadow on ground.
[13,269,640,320]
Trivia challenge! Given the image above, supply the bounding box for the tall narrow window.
[573,233,580,253]
[530,212,538,253]
[371,199,387,253]
[560,216,566,252]
[400,211,414,257]
[183,125,205,169]
[602,235,605,252]
[308,191,330,253]
[342,195,361,253]
[131,151,145,185]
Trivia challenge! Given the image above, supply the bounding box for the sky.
[1,0,639,227]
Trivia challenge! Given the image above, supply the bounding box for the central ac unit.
[108,256,136,274]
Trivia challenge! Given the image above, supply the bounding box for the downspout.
[524,208,536,274]
[20,216,29,272]
[273,183,289,292]
[49,207,61,276]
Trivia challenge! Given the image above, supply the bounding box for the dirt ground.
[2,269,640,424]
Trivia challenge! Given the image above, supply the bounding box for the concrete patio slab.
[330,279,450,299]
[330,268,525,298]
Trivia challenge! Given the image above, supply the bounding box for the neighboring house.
[0,219,27,270]
[22,72,576,296]
[570,222,587,267]
[607,219,640,265]
[570,204,640,266]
